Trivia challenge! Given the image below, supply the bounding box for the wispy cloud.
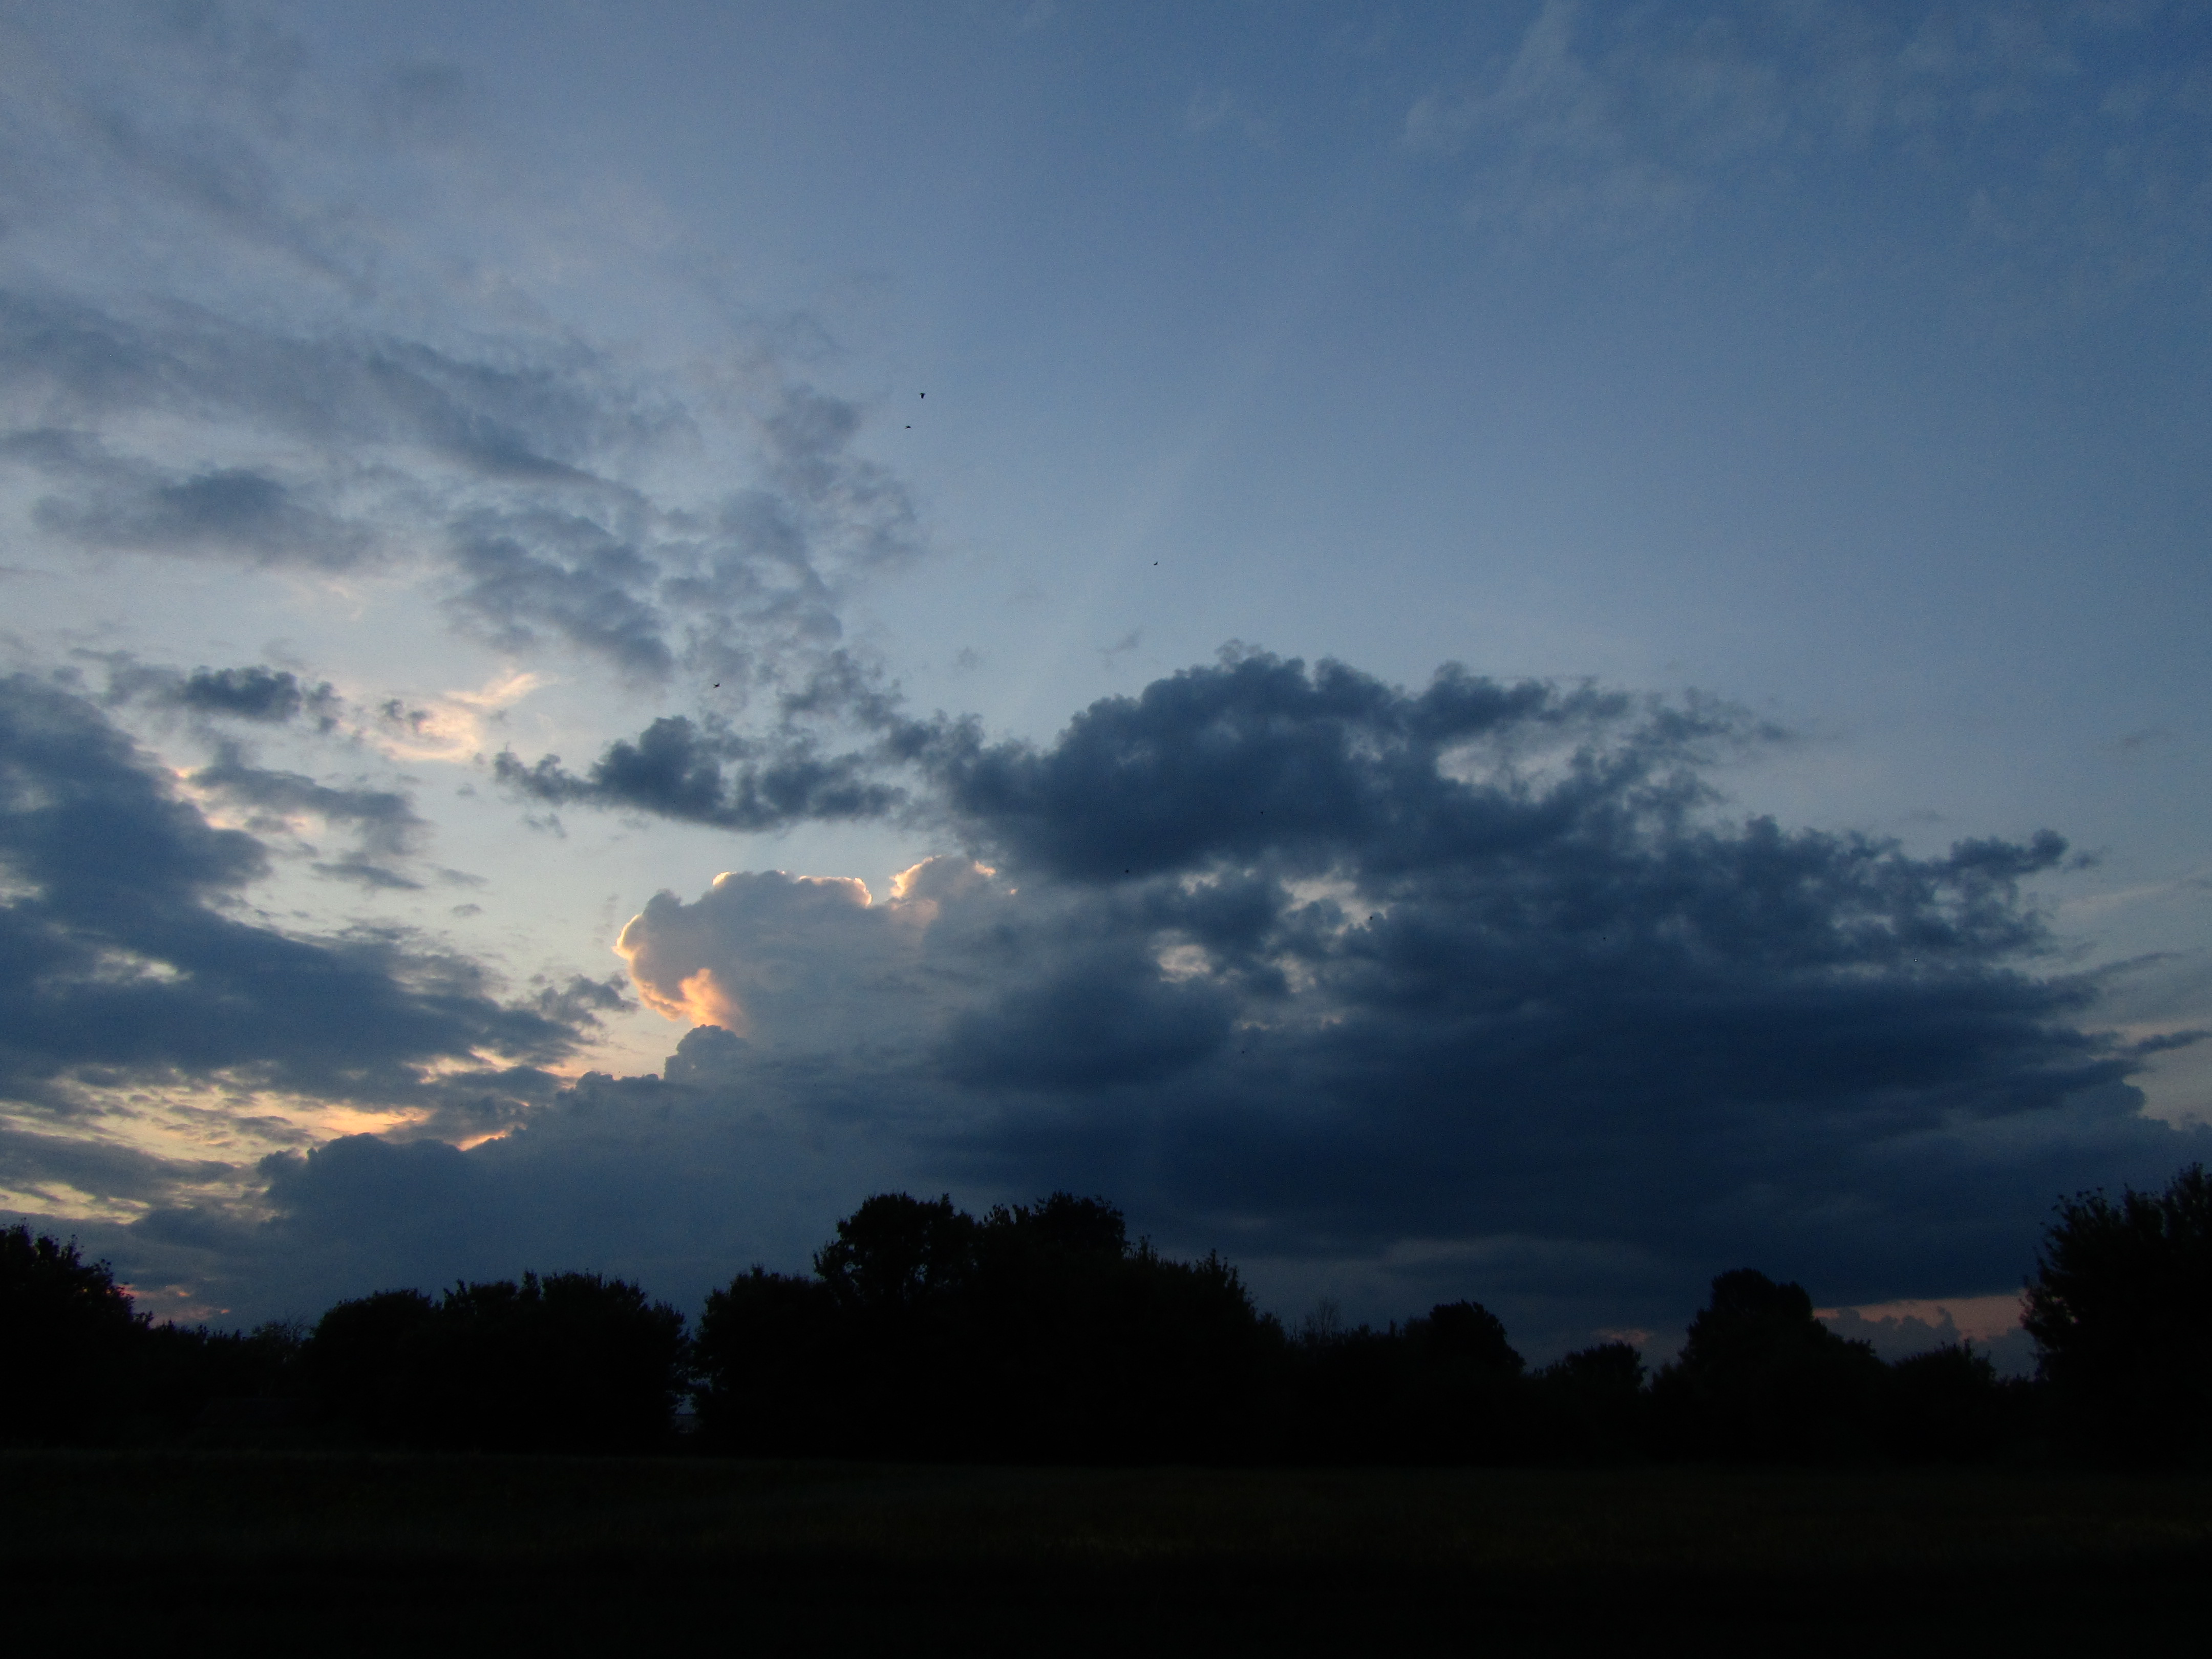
[1404,0,2212,283]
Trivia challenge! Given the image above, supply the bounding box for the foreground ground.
[9,1453,2208,1653]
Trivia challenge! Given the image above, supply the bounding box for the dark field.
[8,1454,2209,1653]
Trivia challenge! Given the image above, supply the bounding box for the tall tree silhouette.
[1652,1269,1886,1461]
[696,1192,1285,1461]
[2025,1162,2212,1464]
[0,1224,141,1444]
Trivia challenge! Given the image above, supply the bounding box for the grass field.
[9,1453,2208,1652]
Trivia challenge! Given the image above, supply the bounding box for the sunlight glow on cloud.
[368,667,548,764]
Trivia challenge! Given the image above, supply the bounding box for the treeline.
[6,1165,2208,1466]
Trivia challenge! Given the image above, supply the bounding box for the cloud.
[0,289,922,692]
[0,674,587,1113]
[17,441,375,570]
[173,665,334,724]
[496,714,905,831]
[107,1047,912,1321]
[614,858,996,1045]
[93,654,341,731]
[1403,1,2212,279]
[186,742,430,889]
[541,652,2209,1352]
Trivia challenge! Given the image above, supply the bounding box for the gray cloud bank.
[105,652,2207,1352]
[0,288,920,699]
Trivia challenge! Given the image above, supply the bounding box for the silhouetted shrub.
[2025,1162,2212,1465]
[1651,1269,1887,1461]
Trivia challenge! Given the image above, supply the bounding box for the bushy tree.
[2024,1162,2212,1464]
[1652,1269,1887,1460]
[300,1288,438,1442]
[0,1224,142,1443]
[695,1192,1286,1462]
[1883,1343,2021,1464]
[816,1193,980,1315]
[692,1267,844,1454]
[1529,1341,1646,1462]
[302,1274,688,1452]
[135,1317,305,1441]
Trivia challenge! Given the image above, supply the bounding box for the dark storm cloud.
[942,949,1236,1091]
[173,665,334,724]
[541,653,2210,1352]
[931,651,1689,880]
[0,674,586,1110]
[496,714,904,831]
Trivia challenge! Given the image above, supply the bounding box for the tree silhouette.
[300,1288,438,1442]
[1530,1341,1646,1462]
[696,1192,1286,1462]
[815,1193,980,1315]
[2024,1162,2212,1464]
[0,1224,141,1444]
[1883,1342,2018,1464]
[1652,1269,1886,1461]
[135,1317,305,1442]
[302,1274,687,1452]
[692,1267,843,1454]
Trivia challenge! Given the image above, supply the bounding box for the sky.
[2,0,2209,1368]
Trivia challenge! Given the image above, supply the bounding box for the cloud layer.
[0,673,612,1212]
[258,651,2203,1351]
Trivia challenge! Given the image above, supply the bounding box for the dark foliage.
[1882,1343,2032,1464]
[132,1319,303,1442]
[1529,1342,1648,1463]
[299,1288,439,1442]
[0,1223,142,1444]
[1651,1269,1889,1461]
[26,1166,2212,1465]
[1,1224,305,1444]
[696,1192,1284,1461]
[302,1273,688,1452]
[1282,1301,1529,1464]
[2025,1162,2212,1464]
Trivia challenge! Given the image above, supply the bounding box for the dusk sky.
[4,0,2209,1368]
